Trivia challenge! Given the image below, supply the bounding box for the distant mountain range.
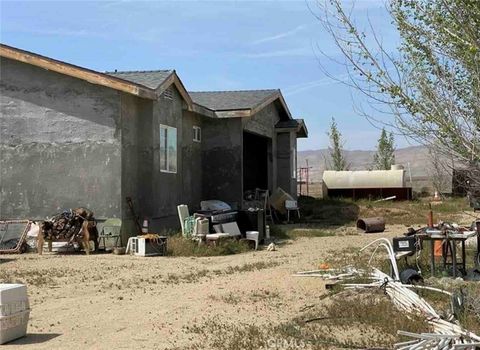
[298,145,432,183]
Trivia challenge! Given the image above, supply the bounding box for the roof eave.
[192,102,216,118]
[297,119,308,138]
[0,43,157,100]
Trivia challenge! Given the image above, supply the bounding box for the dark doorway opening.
[243,132,269,193]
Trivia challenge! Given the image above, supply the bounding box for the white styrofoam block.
[0,284,29,317]
[0,309,30,344]
[0,284,28,305]
[0,301,29,317]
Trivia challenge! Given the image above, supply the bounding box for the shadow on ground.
[7,333,61,345]
[0,258,15,264]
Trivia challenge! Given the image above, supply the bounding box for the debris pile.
[295,238,480,349]
[42,208,95,241]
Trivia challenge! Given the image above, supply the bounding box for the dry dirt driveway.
[1,228,402,349]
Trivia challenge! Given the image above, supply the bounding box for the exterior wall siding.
[182,111,203,212]
[0,57,122,219]
[141,87,193,231]
[120,93,152,238]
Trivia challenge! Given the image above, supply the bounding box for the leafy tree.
[327,117,348,170]
[373,128,395,170]
[314,0,480,188]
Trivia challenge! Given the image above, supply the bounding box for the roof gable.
[107,69,194,110]
[189,89,292,120]
[106,70,173,90]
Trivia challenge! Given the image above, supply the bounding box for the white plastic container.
[0,284,29,344]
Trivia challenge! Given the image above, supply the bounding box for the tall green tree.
[373,129,396,170]
[327,117,348,170]
[315,0,480,187]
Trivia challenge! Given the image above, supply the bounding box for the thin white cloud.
[283,73,350,96]
[243,47,312,58]
[8,26,112,39]
[251,24,306,45]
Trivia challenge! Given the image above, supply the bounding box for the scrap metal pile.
[295,238,480,349]
[41,208,95,241]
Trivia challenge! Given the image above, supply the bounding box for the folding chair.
[99,218,122,249]
[285,200,300,223]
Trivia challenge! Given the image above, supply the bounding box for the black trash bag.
[400,268,424,285]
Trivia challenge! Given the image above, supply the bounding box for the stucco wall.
[0,57,122,219]
[243,103,279,139]
[201,117,243,207]
[276,131,297,197]
[182,111,203,212]
[137,86,195,231]
[120,93,152,238]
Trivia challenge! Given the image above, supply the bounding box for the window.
[159,124,177,173]
[193,126,201,142]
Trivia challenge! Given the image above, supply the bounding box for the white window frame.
[193,126,201,143]
[159,124,177,174]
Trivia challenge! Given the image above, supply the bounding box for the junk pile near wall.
[294,238,480,349]
[41,208,95,241]
[0,221,30,254]
[0,284,30,344]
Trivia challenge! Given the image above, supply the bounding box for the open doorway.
[243,131,269,193]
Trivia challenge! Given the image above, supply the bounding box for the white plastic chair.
[246,231,259,250]
[177,205,190,236]
[285,200,300,223]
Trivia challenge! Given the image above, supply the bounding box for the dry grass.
[298,196,472,227]
[270,225,336,239]
[162,261,281,285]
[0,266,75,286]
[320,246,480,335]
[357,197,471,225]
[176,290,430,350]
[166,234,251,257]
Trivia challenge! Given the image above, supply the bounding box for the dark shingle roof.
[276,118,308,137]
[189,89,279,111]
[275,119,300,129]
[106,70,173,89]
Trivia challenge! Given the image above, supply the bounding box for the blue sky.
[0,0,414,151]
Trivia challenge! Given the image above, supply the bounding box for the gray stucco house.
[0,44,307,237]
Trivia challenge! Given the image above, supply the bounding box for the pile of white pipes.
[294,238,480,350]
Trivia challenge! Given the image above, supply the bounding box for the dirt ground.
[0,226,418,349]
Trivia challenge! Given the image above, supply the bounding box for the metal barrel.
[356,217,385,233]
